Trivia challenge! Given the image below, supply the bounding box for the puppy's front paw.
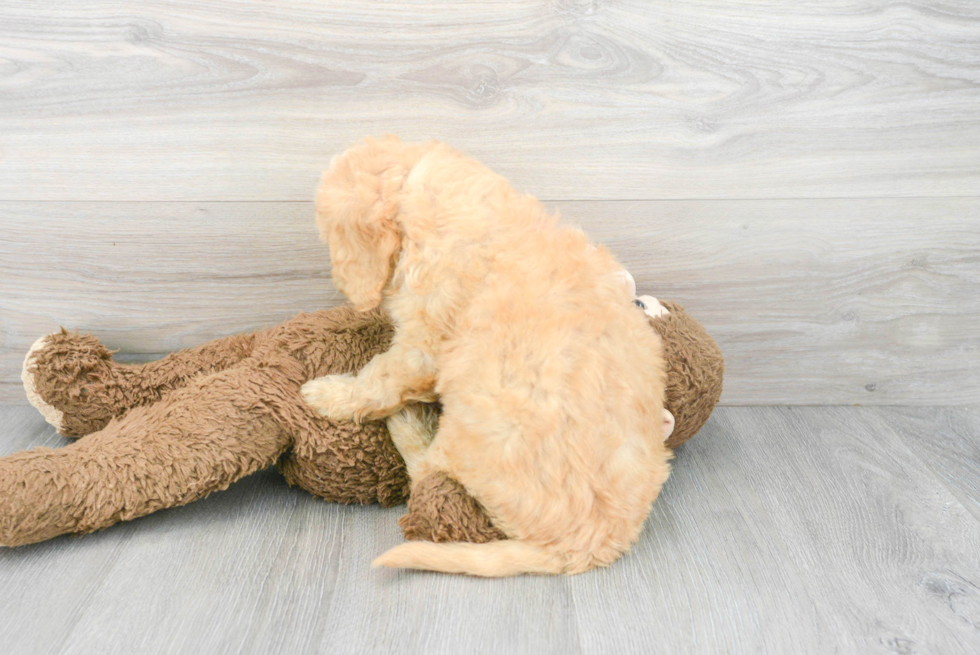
[301,374,359,421]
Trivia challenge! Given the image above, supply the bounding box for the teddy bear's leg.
[22,329,258,438]
[278,418,411,509]
[397,470,506,544]
[383,404,506,543]
[1,360,292,548]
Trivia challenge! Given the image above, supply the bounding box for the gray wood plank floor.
[2,405,978,654]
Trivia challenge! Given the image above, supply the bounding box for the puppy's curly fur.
[302,136,670,576]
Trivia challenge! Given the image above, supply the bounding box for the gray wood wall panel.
[3,198,978,405]
[1,0,978,201]
[3,406,979,654]
[1,1,978,404]
[3,1,979,651]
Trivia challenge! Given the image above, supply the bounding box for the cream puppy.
[302,136,671,576]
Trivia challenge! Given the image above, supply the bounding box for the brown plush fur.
[653,301,725,449]
[2,307,408,547]
[29,330,258,438]
[398,303,722,546]
[303,137,681,576]
[400,471,507,543]
[2,302,722,550]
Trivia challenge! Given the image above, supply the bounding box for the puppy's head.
[316,135,428,311]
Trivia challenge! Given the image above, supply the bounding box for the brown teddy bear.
[1,298,722,549]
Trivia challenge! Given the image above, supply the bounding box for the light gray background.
[1,1,979,653]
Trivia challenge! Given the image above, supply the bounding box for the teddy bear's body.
[2,302,722,550]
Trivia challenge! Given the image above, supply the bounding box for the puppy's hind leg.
[385,403,439,485]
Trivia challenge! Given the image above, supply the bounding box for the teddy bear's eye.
[633,299,647,310]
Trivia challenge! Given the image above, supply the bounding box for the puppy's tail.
[372,540,570,577]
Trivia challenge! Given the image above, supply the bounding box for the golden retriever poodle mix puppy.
[301,136,671,576]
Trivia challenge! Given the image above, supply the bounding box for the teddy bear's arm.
[23,330,260,438]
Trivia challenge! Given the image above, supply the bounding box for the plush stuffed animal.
[1,295,722,549]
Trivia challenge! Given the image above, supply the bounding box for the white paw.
[637,295,670,319]
[21,335,65,432]
[301,374,359,421]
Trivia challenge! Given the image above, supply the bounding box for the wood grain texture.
[569,406,980,654]
[875,406,980,524]
[3,198,978,405]
[0,202,336,405]
[3,406,979,654]
[1,0,979,201]
[0,408,135,655]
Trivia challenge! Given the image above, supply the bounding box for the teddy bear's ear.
[662,409,675,441]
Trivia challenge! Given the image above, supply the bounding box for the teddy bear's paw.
[301,374,361,421]
[20,330,123,437]
[21,335,66,433]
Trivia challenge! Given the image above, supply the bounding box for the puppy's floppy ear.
[317,136,416,311]
[327,204,401,311]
